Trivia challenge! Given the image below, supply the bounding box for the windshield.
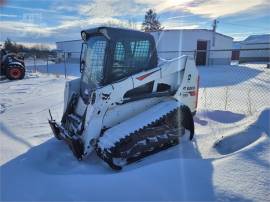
[81,36,107,85]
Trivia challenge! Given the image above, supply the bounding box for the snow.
[1,63,270,201]
[99,100,181,149]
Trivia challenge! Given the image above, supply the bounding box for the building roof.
[152,29,233,39]
[243,34,270,44]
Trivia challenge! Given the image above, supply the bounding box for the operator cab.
[79,27,158,102]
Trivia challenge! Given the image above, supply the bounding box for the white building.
[55,39,83,63]
[55,29,233,65]
[239,34,270,63]
[151,29,233,65]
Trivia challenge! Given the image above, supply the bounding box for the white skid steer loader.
[49,27,199,170]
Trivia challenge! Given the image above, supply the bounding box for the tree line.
[2,38,52,58]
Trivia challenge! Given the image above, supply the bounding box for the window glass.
[133,40,149,58]
[111,39,151,82]
[114,42,125,61]
[82,36,107,85]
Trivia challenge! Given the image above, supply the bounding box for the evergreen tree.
[141,9,163,32]
[4,38,17,52]
[3,38,51,58]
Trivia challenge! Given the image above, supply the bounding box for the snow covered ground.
[0,64,269,201]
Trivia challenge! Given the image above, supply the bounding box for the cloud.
[50,0,87,12]
[226,31,269,41]
[79,0,144,18]
[185,0,267,18]
[162,18,203,30]
[134,0,268,19]
[54,17,126,31]
[0,21,54,37]
[3,5,57,13]
[134,0,190,13]
[166,14,193,20]
[0,0,268,47]
[0,14,17,18]
[163,22,200,29]
[220,2,270,22]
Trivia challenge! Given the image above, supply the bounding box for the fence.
[24,49,270,115]
[158,48,270,66]
[22,48,270,144]
[159,48,268,118]
[196,49,269,116]
[24,52,81,78]
[24,48,270,76]
[198,63,270,114]
[156,48,270,116]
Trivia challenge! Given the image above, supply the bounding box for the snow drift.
[215,108,269,155]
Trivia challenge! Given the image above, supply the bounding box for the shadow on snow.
[215,108,270,155]
[1,135,216,201]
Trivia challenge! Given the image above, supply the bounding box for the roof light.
[81,31,87,41]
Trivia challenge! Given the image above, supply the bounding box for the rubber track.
[95,105,194,170]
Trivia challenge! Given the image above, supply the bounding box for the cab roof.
[81,26,155,41]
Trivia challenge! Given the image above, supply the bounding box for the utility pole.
[212,19,218,47]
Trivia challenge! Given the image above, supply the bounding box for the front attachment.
[48,110,84,160]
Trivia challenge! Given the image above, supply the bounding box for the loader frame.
[49,27,199,167]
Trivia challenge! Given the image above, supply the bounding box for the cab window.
[110,39,151,82]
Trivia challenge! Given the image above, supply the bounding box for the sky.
[0,0,269,49]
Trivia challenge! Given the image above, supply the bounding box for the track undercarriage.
[95,104,194,170]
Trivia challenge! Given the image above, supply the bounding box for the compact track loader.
[49,27,199,170]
